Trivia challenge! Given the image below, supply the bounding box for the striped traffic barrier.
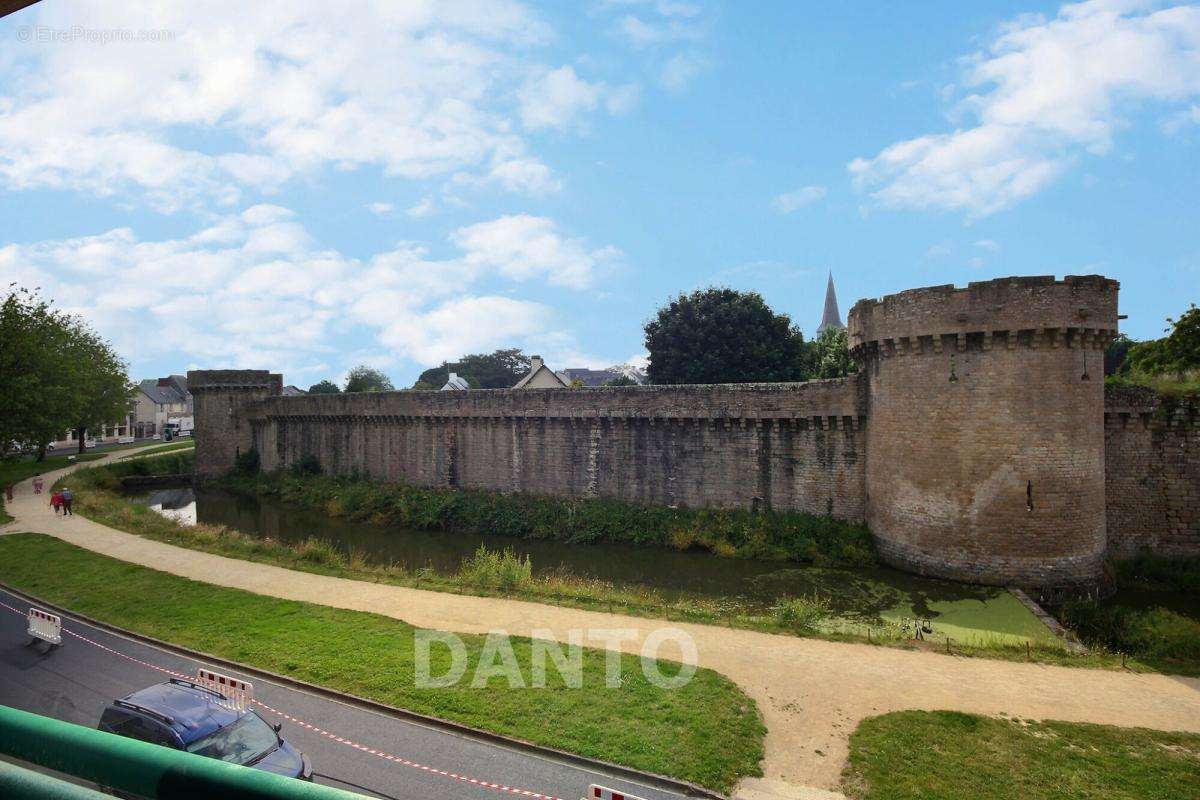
[196,668,254,710]
[27,607,62,646]
[585,785,648,800]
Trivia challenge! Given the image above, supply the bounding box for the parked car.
[97,679,312,781]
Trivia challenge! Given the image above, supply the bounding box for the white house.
[513,356,567,389]
[441,372,470,391]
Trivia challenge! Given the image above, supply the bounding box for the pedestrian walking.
[60,487,74,516]
[50,491,63,515]
[33,476,44,495]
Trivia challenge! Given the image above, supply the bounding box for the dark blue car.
[98,678,312,781]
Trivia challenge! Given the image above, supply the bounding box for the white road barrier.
[584,785,648,800]
[195,667,254,710]
[27,607,62,646]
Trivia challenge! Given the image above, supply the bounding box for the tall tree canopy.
[1,285,131,457]
[413,348,531,390]
[1125,304,1200,377]
[810,327,855,379]
[644,288,809,384]
[344,365,394,393]
[307,379,341,394]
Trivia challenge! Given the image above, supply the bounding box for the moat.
[130,485,1057,644]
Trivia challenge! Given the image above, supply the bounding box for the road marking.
[0,599,565,800]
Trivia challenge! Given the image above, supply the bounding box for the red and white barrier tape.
[0,599,564,800]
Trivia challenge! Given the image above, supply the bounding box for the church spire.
[818,271,844,334]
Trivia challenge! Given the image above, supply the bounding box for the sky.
[0,0,1198,388]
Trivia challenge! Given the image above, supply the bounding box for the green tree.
[0,287,71,458]
[63,321,133,453]
[414,348,531,389]
[0,286,130,458]
[604,375,638,387]
[810,327,856,379]
[344,365,394,393]
[1104,334,1137,376]
[644,288,809,384]
[1126,304,1200,377]
[307,379,341,394]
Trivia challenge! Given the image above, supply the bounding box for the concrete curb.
[0,580,727,800]
[1007,587,1087,654]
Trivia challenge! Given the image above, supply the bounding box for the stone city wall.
[187,274,1200,591]
[1104,384,1200,557]
[241,379,869,520]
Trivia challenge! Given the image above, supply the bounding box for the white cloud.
[0,2,630,209]
[618,13,703,48]
[406,197,435,218]
[850,1,1200,216]
[367,202,395,216]
[974,239,1001,251]
[518,65,640,130]
[661,52,706,90]
[0,208,617,381]
[453,214,619,289]
[924,240,953,259]
[772,185,828,213]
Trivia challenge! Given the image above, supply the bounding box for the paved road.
[0,587,691,800]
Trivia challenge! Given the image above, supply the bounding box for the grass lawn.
[119,440,195,459]
[0,452,106,523]
[843,710,1200,800]
[62,455,1153,673]
[0,533,764,792]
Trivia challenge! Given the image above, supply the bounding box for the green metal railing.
[0,705,366,799]
[0,759,112,800]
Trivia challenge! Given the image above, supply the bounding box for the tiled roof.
[138,375,191,405]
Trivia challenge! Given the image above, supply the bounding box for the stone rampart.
[188,273,1200,591]
[1104,384,1200,557]
[245,379,868,519]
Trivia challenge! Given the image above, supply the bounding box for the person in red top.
[49,490,63,515]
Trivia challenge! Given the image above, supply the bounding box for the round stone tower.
[848,275,1119,591]
[188,370,281,479]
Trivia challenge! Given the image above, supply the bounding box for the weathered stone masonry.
[190,274,1199,592]
[196,378,869,522]
[1104,384,1199,558]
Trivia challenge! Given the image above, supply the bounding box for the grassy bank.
[1058,554,1200,674]
[0,533,764,792]
[60,456,1145,671]
[221,466,878,568]
[0,451,106,523]
[119,440,195,459]
[843,710,1200,800]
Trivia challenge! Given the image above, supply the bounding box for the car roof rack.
[167,676,227,701]
[113,699,175,727]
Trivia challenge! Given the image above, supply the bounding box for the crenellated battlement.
[848,275,1119,357]
[190,369,282,393]
[189,273,1200,592]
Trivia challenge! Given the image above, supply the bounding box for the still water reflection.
[132,486,1009,616]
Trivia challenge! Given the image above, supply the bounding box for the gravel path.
[3,450,1198,800]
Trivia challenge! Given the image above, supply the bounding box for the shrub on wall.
[220,470,878,568]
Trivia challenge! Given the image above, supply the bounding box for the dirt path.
[3,453,1198,800]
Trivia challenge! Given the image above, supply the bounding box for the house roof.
[137,375,191,405]
[513,356,567,389]
[441,373,470,391]
[281,385,307,396]
[557,366,647,387]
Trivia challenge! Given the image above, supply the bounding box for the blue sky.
[1,0,1197,388]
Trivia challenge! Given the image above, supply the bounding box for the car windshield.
[185,712,277,765]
